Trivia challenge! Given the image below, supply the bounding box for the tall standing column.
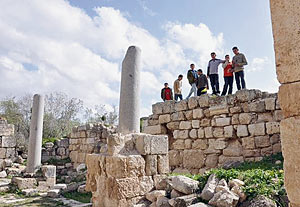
[118,46,141,134]
[27,94,45,173]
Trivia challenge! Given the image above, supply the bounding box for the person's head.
[225,54,230,61]
[190,63,195,70]
[211,52,216,59]
[178,74,183,81]
[197,69,203,75]
[232,46,239,55]
[164,83,169,88]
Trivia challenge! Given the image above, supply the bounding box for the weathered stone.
[265,98,276,111]
[212,139,227,150]
[249,101,265,113]
[229,106,242,114]
[47,189,60,198]
[214,118,231,127]
[185,139,192,149]
[171,176,199,194]
[146,155,157,176]
[152,103,164,115]
[213,128,224,138]
[159,114,171,124]
[223,140,242,157]
[169,150,182,167]
[183,150,205,169]
[173,130,189,139]
[158,155,169,174]
[224,126,234,138]
[209,106,229,116]
[192,139,207,150]
[255,136,270,148]
[173,140,185,150]
[257,113,274,122]
[13,177,37,190]
[189,129,197,139]
[0,171,7,178]
[193,109,204,119]
[198,128,205,138]
[279,83,300,117]
[261,146,273,156]
[248,123,265,136]
[200,119,211,127]
[219,156,244,165]
[144,125,167,135]
[204,127,213,138]
[236,125,248,137]
[175,101,188,111]
[1,136,16,148]
[44,142,54,148]
[241,137,255,149]
[169,194,198,207]
[188,203,212,207]
[228,179,245,188]
[179,121,192,130]
[274,110,284,121]
[167,122,180,130]
[41,165,56,178]
[135,134,151,155]
[156,196,171,207]
[208,188,239,207]
[273,143,282,154]
[198,95,209,107]
[151,135,168,154]
[205,154,218,168]
[201,174,219,201]
[247,195,276,207]
[270,134,280,144]
[239,113,253,125]
[0,149,6,159]
[171,112,185,121]
[266,122,280,134]
[235,90,260,102]
[192,120,200,129]
[146,190,166,202]
[188,97,199,109]
[215,179,229,193]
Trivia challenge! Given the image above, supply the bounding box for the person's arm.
[207,61,210,77]
[161,89,164,100]
[205,76,209,89]
[222,61,228,68]
[170,89,173,100]
[241,54,248,66]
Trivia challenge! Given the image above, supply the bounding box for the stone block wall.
[86,133,169,207]
[42,138,70,162]
[68,123,116,168]
[143,89,283,174]
[0,118,16,169]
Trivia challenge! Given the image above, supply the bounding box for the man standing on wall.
[207,52,225,96]
[174,74,183,101]
[221,55,234,96]
[232,46,248,90]
[161,83,173,101]
[186,64,198,100]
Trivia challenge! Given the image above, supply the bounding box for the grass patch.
[62,191,92,203]
[42,137,59,147]
[172,153,285,202]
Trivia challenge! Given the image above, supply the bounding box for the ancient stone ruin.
[143,89,282,174]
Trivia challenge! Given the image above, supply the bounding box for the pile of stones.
[134,174,276,207]
[42,138,70,162]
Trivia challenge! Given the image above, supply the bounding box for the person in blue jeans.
[207,52,225,95]
[232,46,248,90]
[186,64,198,99]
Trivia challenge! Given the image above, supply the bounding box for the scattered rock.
[3,159,13,168]
[13,177,37,190]
[146,190,166,202]
[53,183,67,190]
[187,203,212,207]
[247,195,276,207]
[231,186,247,202]
[77,184,86,193]
[228,179,244,188]
[222,161,241,170]
[171,176,199,194]
[208,189,239,207]
[76,163,86,172]
[47,189,60,198]
[168,194,198,207]
[275,160,282,165]
[156,196,171,207]
[0,170,7,178]
[44,142,54,148]
[22,188,38,197]
[215,179,229,193]
[16,155,24,164]
[170,189,185,198]
[200,174,219,201]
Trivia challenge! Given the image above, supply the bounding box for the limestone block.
[200,119,211,127]
[1,136,16,148]
[209,106,229,116]
[265,98,276,110]
[175,100,188,111]
[198,128,205,138]
[152,103,164,115]
[13,177,37,190]
[213,128,224,138]
[41,165,56,178]
[183,150,205,169]
[153,175,168,190]
[169,150,182,167]
[235,89,261,102]
[257,113,274,122]
[198,95,209,107]
[208,188,239,207]
[135,134,151,155]
[150,135,168,154]
[224,126,234,138]
[192,120,200,128]
[110,177,140,199]
[213,139,227,150]
[249,101,266,113]
[172,140,185,150]
[69,151,78,163]
[266,122,280,134]
[273,143,282,154]
[144,125,167,135]
[179,121,192,130]
[192,139,208,150]
[204,127,213,138]
[145,155,158,176]
[248,123,266,136]
[230,106,242,114]
[171,176,199,194]
[148,119,159,126]
[139,176,154,195]
[189,129,198,139]
[223,140,242,157]
[173,130,189,139]
[107,134,125,156]
[163,101,176,114]
[6,148,15,158]
[188,97,199,109]
[255,136,271,148]
[241,137,255,149]
[166,122,180,130]
[205,154,218,168]
[280,117,300,204]
[146,190,166,202]
[0,148,5,159]
[241,102,250,113]
[56,147,65,156]
[213,117,231,127]
[157,155,169,174]
[279,83,300,117]
[231,114,239,125]
[193,109,204,119]
[169,194,198,207]
[185,139,192,149]
[270,134,280,144]
[159,114,171,124]
[106,156,128,178]
[201,174,219,201]
[170,189,185,199]
[127,155,146,177]
[218,156,244,165]
[261,146,273,156]
[274,110,284,121]
[171,112,185,121]
[239,113,253,125]
[243,149,260,157]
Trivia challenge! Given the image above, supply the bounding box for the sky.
[0,0,279,117]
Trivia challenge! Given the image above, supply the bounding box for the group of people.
[161,46,248,102]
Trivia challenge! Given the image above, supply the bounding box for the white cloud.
[248,57,270,72]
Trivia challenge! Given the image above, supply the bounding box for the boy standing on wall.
[173,74,183,101]
[161,83,173,101]
[186,64,198,99]
[207,52,226,96]
[232,46,248,90]
[197,69,209,96]
[221,55,234,96]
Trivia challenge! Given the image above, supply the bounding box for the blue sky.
[0,0,278,116]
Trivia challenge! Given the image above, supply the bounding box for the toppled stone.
[247,195,276,207]
[44,142,54,148]
[76,163,86,172]
[187,203,212,207]
[22,188,38,197]
[156,196,171,207]
[231,185,247,202]
[47,189,60,198]
[41,165,56,178]
[77,184,86,193]
[53,183,67,190]
[228,179,245,188]
[0,170,7,178]
[208,188,239,207]
[171,176,199,194]
[215,179,229,193]
[169,194,198,207]
[170,189,185,198]
[200,174,219,201]
[146,190,166,202]
[13,177,37,190]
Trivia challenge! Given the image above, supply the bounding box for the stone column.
[27,94,45,173]
[118,46,141,134]
[270,1,300,206]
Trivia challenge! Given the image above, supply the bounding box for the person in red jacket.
[161,83,173,101]
[221,55,234,96]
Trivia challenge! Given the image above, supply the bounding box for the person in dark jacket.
[186,63,198,99]
[196,69,209,96]
[161,83,173,101]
